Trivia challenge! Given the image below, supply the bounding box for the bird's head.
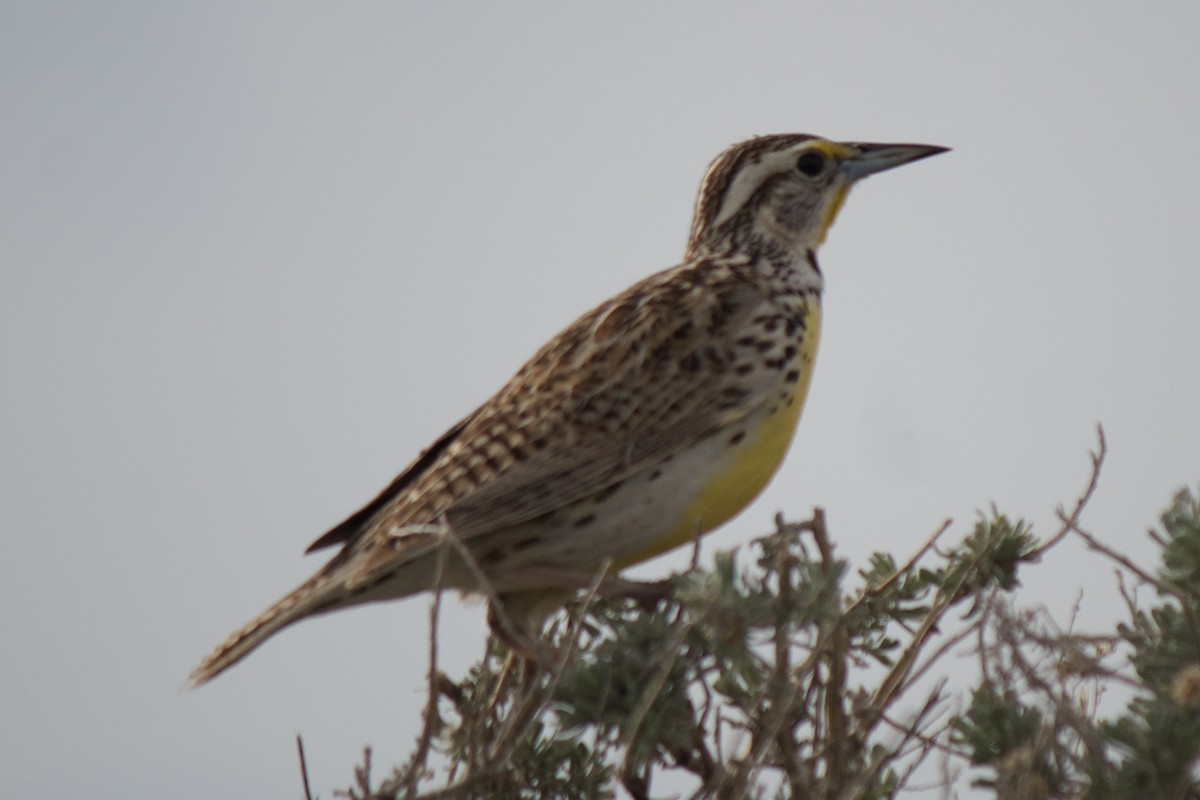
[686,134,948,260]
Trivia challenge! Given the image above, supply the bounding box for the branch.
[1030,424,1107,560]
[297,734,314,800]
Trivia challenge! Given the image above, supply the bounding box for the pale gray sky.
[3,3,1199,797]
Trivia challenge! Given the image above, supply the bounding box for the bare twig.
[809,509,851,800]
[388,521,453,798]
[851,517,954,608]
[619,600,697,769]
[439,525,525,653]
[487,559,613,765]
[418,559,620,800]
[297,734,314,800]
[1063,518,1171,595]
[862,547,984,727]
[896,619,983,711]
[985,598,1119,782]
[853,684,949,797]
[1030,424,1107,560]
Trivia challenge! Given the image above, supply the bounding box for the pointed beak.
[839,142,950,182]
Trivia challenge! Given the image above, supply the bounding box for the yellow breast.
[625,301,822,564]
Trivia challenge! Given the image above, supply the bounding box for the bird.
[189,133,947,686]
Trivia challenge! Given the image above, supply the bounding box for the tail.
[187,570,344,688]
[188,532,452,687]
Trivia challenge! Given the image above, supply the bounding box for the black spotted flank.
[592,481,624,503]
[679,352,703,373]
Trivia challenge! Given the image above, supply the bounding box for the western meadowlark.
[190,133,946,686]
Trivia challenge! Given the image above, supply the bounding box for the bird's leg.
[487,570,678,661]
[486,599,554,662]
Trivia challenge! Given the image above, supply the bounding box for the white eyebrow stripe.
[712,147,803,229]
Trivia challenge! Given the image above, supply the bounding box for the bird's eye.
[796,151,826,177]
